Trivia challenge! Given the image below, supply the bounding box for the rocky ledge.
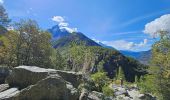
[0,66,82,100]
[0,66,156,100]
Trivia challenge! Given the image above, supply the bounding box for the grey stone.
[15,74,69,100]
[138,93,156,100]
[6,66,57,89]
[0,88,20,100]
[56,70,82,88]
[0,67,10,84]
[0,84,9,92]
[88,91,105,100]
[66,82,79,100]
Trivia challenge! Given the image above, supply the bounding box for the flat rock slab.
[0,88,20,99]
[16,66,56,72]
[6,66,57,89]
[0,84,9,92]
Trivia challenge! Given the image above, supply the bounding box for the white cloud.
[144,14,170,37]
[93,39,148,51]
[0,0,3,4]
[51,16,77,33]
[102,40,135,50]
[52,16,65,23]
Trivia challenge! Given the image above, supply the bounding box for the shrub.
[102,85,114,97]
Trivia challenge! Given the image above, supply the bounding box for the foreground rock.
[56,70,82,88]
[6,66,82,89]
[2,66,82,100]
[0,88,20,99]
[6,66,56,89]
[0,67,10,84]
[0,84,9,92]
[111,84,156,100]
[14,74,79,100]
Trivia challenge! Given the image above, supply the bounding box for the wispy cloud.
[121,8,170,27]
[112,30,142,36]
[52,16,77,33]
[0,0,3,4]
[93,38,149,51]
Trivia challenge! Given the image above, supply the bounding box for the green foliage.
[135,75,138,83]
[117,66,125,80]
[91,72,109,92]
[55,43,147,82]
[137,74,157,94]
[0,5,10,27]
[151,31,170,100]
[50,49,67,70]
[0,19,53,68]
[137,31,170,100]
[102,85,114,97]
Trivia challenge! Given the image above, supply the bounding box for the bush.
[91,72,109,92]
[102,85,114,97]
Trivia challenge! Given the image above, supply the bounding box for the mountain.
[48,25,70,41]
[48,25,100,48]
[48,25,147,82]
[120,50,151,64]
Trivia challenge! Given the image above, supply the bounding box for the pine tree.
[117,66,125,80]
[151,31,170,100]
[0,5,10,27]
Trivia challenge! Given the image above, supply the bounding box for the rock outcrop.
[56,70,82,88]
[0,66,82,100]
[14,75,74,100]
[0,88,20,100]
[0,66,156,100]
[0,67,10,84]
[6,66,56,89]
[0,84,9,92]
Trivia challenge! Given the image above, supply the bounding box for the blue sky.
[2,0,170,51]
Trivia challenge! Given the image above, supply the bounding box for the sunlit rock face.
[1,66,82,100]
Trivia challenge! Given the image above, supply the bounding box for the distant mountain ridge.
[48,25,70,41]
[120,50,151,64]
[48,25,100,48]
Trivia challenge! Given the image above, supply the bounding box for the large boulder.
[6,66,57,89]
[6,66,82,89]
[14,74,79,100]
[0,67,10,84]
[4,66,82,100]
[56,70,82,88]
[66,82,79,100]
[14,74,67,100]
